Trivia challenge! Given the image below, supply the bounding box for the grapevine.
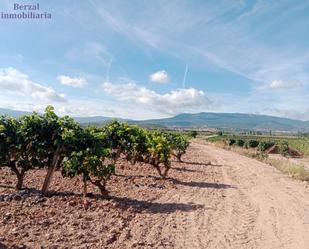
[0,106,190,195]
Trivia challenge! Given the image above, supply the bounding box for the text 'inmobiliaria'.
[1,3,52,19]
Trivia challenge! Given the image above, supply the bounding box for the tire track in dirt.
[117,141,309,249]
[203,142,309,249]
[201,154,260,249]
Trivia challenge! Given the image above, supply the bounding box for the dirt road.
[118,141,309,249]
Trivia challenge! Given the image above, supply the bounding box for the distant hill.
[75,116,131,126]
[134,112,309,132]
[0,108,116,125]
[74,116,117,125]
[1,108,309,132]
[0,108,31,117]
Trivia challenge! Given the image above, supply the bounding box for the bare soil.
[1,141,309,249]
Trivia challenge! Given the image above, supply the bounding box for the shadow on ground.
[115,174,233,190]
[178,160,223,167]
[171,178,234,189]
[0,184,15,189]
[170,167,203,173]
[109,195,205,214]
[0,242,8,249]
[0,188,205,214]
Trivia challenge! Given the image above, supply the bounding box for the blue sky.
[0,0,309,120]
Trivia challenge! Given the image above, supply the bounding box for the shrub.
[278,141,289,157]
[189,130,198,138]
[101,120,130,163]
[144,130,172,178]
[165,132,190,161]
[245,139,259,148]
[0,106,189,196]
[226,138,236,146]
[235,139,245,147]
[21,106,80,193]
[0,116,36,190]
[258,141,275,151]
[122,125,148,165]
[216,131,223,136]
[62,127,115,196]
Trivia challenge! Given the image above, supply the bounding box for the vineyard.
[2,115,309,248]
[2,107,309,248]
[0,106,189,196]
[207,134,309,156]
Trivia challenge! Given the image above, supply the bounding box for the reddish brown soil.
[0,149,193,249]
[1,141,309,249]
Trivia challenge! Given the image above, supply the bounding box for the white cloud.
[0,94,162,120]
[268,80,302,90]
[149,70,169,83]
[57,75,87,88]
[0,67,66,102]
[270,80,285,89]
[102,81,211,115]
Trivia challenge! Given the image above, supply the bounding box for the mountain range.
[1,108,309,132]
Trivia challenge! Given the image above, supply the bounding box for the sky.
[0,0,309,120]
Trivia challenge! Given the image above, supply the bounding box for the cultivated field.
[207,134,309,156]
[1,141,309,248]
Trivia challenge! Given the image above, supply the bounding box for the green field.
[206,134,309,156]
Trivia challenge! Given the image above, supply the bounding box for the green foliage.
[189,130,198,138]
[165,132,190,161]
[101,121,149,165]
[207,134,309,156]
[101,120,133,162]
[122,125,148,164]
[226,138,236,146]
[258,141,275,151]
[62,127,115,195]
[0,115,20,166]
[244,139,259,148]
[216,130,223,136]
[101,121,180,178]
[235,139,245,147]
[144,130,172,178]
[19,107,79,163]
[0,115,41,189]
[0,106,190,195]
[278,141,289,157]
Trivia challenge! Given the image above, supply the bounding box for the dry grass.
[265,158,309,182]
